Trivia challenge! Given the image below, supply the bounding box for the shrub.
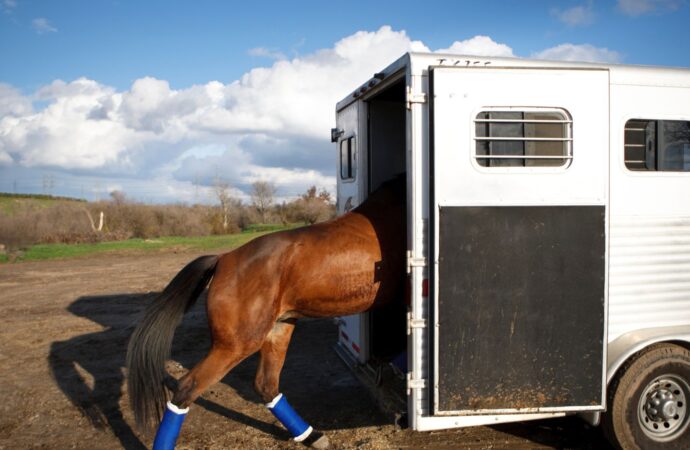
[0,184,335,250]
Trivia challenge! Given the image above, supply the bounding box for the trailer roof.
[336,52,690,111]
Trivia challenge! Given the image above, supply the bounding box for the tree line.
[0,181,335,253]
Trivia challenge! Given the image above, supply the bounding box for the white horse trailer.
[332,52,690,449]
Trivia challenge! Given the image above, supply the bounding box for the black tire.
[603,343,690,450]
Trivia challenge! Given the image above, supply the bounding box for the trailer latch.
[406,250,427,274]
[406,86,427,110]
[407,311,427,335]
[406,373,427,392]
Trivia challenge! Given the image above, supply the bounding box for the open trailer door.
[334,101,369,364]
[430,66,609,415]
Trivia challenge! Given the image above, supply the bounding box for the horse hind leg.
[153,345,254,450]
[172,346,250,407]
[256,320,330,449]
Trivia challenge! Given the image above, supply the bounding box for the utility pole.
[194,174,200,204]
[42,175,55,195]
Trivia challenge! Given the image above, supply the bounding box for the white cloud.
[617,0,683,15]
[552,2,596,26]
[0,84,32,117]
[31,17,57,34]
[248,47,286,60]
[0,151,12,166]
[0,26,432,199]
[3,0,17,13]
[436,35,514,57]
[0,26,625,202]
[532,43,622,63]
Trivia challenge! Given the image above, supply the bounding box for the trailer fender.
[581,327,690,427]
[607,326,690,387]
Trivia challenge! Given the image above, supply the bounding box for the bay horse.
[126,176,406,449]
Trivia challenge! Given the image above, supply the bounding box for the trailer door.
[335,101,369,363]
[431,67,609,415]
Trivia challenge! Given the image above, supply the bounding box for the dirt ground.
[0,250,613,449]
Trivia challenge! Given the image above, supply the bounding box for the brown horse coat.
[127,175,406,440]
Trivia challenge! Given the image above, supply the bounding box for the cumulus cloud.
[0,26,433,200]
[436,35,514,57]
[0,26,624,202]
[32,17,57,34]
[1,78,140,170]
[0,84,32,117]
[617,0,683,15]
[532,43,622,63]
[552,2,596,26]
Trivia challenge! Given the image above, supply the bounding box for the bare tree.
[251,181,276,223]
[214,178,234,231]
[84,209,104,232]
[110,190,127,205]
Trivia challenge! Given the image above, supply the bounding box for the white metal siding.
[608,83,690,342]
[609,217,690,340]
[338,53,690,431]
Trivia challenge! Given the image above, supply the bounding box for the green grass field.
[0,192,85,215]
[0,224,300,263]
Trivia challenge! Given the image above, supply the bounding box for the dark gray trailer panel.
[437,206,606,412]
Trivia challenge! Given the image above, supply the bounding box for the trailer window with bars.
[340,136,356,180]
[474,109,572,167]
[624,119,690,171]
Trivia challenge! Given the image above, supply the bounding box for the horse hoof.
[303,431,330,449]
[310,435,330,449]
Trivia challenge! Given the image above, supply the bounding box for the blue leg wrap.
[152,402,189,450]
[266,393,313,442]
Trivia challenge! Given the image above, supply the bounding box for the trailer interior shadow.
[366,77,408,392]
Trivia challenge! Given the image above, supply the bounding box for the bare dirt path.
[0,251,612,449]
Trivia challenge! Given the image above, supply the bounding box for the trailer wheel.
[603,343,690,449]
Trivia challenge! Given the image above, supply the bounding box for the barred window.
[475,109,572,168]
[624,119,690,171]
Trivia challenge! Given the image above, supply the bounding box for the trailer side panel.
[438,205,605,411]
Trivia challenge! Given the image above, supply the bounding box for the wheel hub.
[638,375,689,441]
[645,388,678,421]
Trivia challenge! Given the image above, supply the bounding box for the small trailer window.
[624,119,690,171]
[474,110,572,167]
[340,136,356,180]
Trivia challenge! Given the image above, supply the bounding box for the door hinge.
[407,373,427,391]
[407,311,427,335]
[406,250,427,274]
[406,86,427,110]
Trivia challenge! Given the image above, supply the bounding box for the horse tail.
[126,254,218,432]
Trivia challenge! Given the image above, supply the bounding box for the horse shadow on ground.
[49,292,612,449]
[48,291,386,449]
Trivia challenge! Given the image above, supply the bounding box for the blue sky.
[1,0,689,202]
